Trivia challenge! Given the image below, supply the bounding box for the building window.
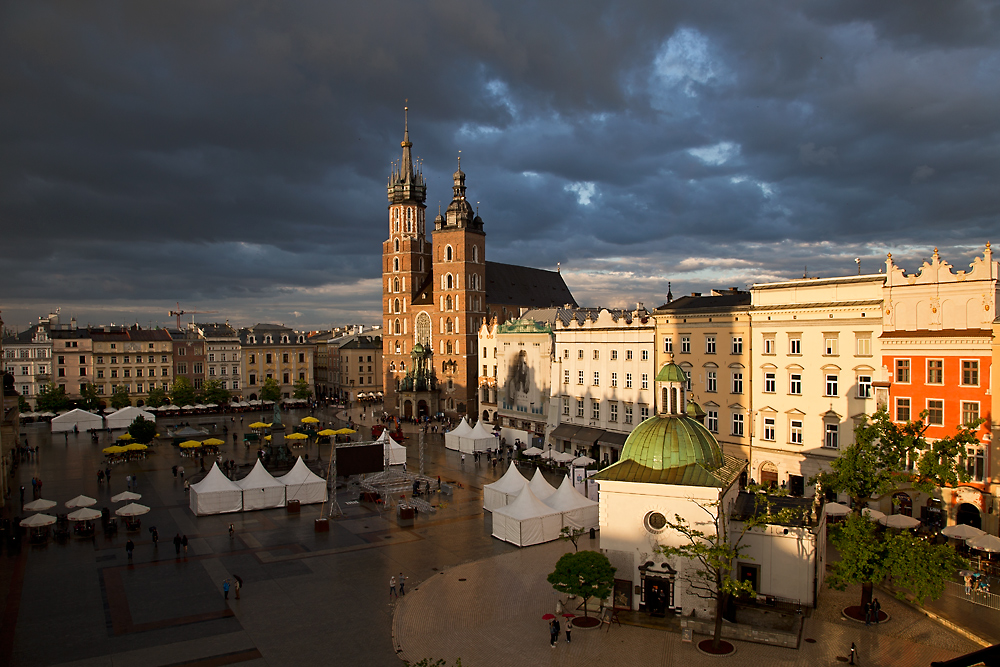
[681,337,690,354]
[624,404,633,424]
[578,370,584,385]
[175,364,185,375]
[609,403,618,422]
[97,370,104,379]
[611,350,618,361]
[731,372,743,394]
[663,337,672,353]
[857,375,872,398]
[626,373,633,388]
[706,371,717,392]
[790,420,803,444]
[789,373,802,395]
[707,410,719,433]
[642,350,649,361]
[824,336,838,355]
[249,374,256,386]
[763,336,775,355]
[705,336,716,354]
[685,371,692,390]
[592,401,600,420]
[593,350,600,360]
[578,349,584,359]
[208,353,215,362]
[626,350,633,360]
[732,337,743,355]
[593,371,600,386]
[927,359,943,384]
[266,353,273,364]
[895,359,910,383]
[962,360,980,386]
[824,424,839,449]
[193,363,203,374]
[611,372,618,388]
[789,337,801,355]
[966,446,986,483]
[962,401,980,427]
[563,369,570,384]
[763,417,775,441]
[563,398,570,416]
[764,372,776,393]
[576,399,584,418]
[896,397,911,422]
[283,372,290,384]
[856,334,872,356]
[732,413,744,436]
[927,400,944,426]
[640,406,649,419]
[825,374,838,397]
[641,373,648,390]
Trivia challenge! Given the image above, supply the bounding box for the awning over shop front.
[596,430,629,450]
[550,424,581,441]
[570,426,605,446]
[551,424,630,451]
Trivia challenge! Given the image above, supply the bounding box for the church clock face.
[644,510,667,534]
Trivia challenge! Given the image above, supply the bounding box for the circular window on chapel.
[644,511,667,534]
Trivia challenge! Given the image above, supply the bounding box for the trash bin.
[314,518,329,532]
[287,499,301,514]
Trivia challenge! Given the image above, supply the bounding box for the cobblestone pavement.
[394,540,979,667]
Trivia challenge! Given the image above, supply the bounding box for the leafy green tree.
[546,550,615,619]
[656,489,798,651]
[559,526,588,552]
[814,409,979,609]
[292,378,312,400]
[36,383,70,413]
[201,379,230,405]
[127,415,157,444]
[145,386,169,408]
[78,383,101,411]
[260,377,282,402]
[110,386,131,410]
[17,395,30,413]
[170,376,196,407]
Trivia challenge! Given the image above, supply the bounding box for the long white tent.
[50,409,103,433]
[106,406,156,430]
[544,475,599,530]
[189,463,243,515]
[276,457,328,505]
[235,460,287,510]
[483,462,529,511]
[491,485,565,547]
[444,417,473,451]
[459,420,497,453]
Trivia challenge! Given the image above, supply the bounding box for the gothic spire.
[400,105,413,184]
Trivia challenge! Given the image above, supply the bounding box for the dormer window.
[281,335,289,344]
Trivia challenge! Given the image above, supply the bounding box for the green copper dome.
[686,400,706,419]
[656,362,687,383]
[620,415,723,470]
[411,343,425,355]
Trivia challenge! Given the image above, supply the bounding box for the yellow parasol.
[317,429,337,436]
[264,434,272,441]
[202,438,225,446]
[333,428,356,435]
[285,432,309,440]
[300,416,320,424]
[179,440,202,449]
[249,422,270,429]
[124,443,148,451]
[102,445,126,454]
[117,433,134,441]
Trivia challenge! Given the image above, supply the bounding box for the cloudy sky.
[3,1,1000,332]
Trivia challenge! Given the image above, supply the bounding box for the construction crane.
[168,303,219,330]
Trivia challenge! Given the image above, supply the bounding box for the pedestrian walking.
[549,618,560,647]
[229,523,235,540]
[233,574,243,599]
[172,465,178,477]
[182,534,189,554]
[126,539,135,563]
[105,467,112,484]
[863,600,872,625]
[872,597,881,624]
[173,533,182,555]
[390,575,397,599]
[178,465,184,480]
[150,526,158,545]
[566,621,571,643]
[965,572,973,595]
[223,578,230,600]
[461,454,465,467]
[398,573,406,596]
[126,475,132,491]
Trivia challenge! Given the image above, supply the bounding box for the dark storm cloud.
[2,1,1000,330]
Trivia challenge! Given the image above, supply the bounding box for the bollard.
[849,641,857,665]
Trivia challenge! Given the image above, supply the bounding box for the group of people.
[549,618,570,646]
[964,571,990,594]
[389,573,407,599]
[863,597,882,625]
[222,575,243,600]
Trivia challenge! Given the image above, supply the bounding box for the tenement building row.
[477,245,999,534]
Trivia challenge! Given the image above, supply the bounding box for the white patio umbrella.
[65,495,97,509]
[862,508,886,522]
[522,447,543,456]
[942,524,986,540]
[572,456,596,466]
[879,514,921,530]
[115,503,150,517]
[111,491,142,503]
[67,508,103,521]
[22,499,56,512]
[20,514,57,528]
[966,534,1000,553]
[553,451,576,463]
[823,502,851,517]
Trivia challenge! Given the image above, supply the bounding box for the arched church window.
[406,220,412,233]
[393,258,399,272]
[446,295,453,311]
[416,312,431,346]
[394,239,400,252]
[390,361,395,371]
[419,257,424,272]
[407,208,412,222]
[472,245,479,262]
[395,341,400,353]
[446,318,453,334]
[393,298,400,314]
[393,278,400,292]
[446,245,453,261]
[394,319,401,335]
[446,274,453,290]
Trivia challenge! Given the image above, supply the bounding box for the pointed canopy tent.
[491,485,566,547]
[376,430,407,466]
[459,421,496,453]
[189,462,243,515]
[235,460,287,510]
[483,462,529,511]
[275,457,328,505]
[528,468,557,502]
[544,476,599,530]
[106,406,156,430]
[444,417,474,451]
[50,408,103,433]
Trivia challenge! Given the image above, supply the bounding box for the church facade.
[381,112,577,419]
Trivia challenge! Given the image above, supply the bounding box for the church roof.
[485,261,577,309]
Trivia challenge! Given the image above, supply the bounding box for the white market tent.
[544,476,599,530]
[50,409,103,433]
[189,463,243,515]
[483,462,529,511]
[235,460,287,510]
[444,417,474,451]
[275,457,328,505]
[528,468,557,502]
[106,406,156,430]
[376,430,407,466]
[459,421,497,453]
[492,485,565,547]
